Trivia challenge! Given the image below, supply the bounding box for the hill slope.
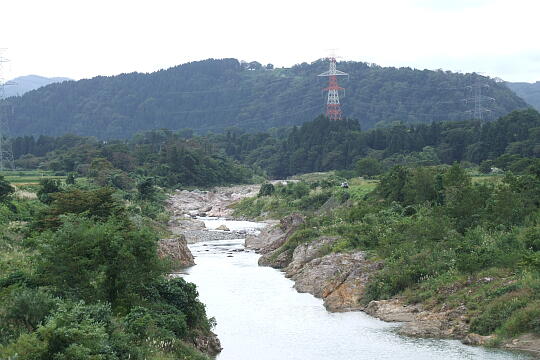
[3,75,71,97]
[2,58,529,138]
[506,81,540,111]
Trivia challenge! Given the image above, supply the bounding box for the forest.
[1,58,528,139]
[212,108,540,178]
[10,131,255,189]
[7,109,540,183]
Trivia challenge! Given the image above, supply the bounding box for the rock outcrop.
[167,185,260,218]
[253,217,382,312]
[364,299,470,339]
[501,333,540,355]
[158,235,195,269]
[250,212,473,337]
[192,331,222,356]
[289,249,382,312]
[252,213,306,267]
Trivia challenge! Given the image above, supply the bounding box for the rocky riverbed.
[159,185,263,357]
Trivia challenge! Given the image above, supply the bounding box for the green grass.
[0,170,66,185]
[348,178,378,200]
[471,174,505,185]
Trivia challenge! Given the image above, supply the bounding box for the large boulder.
[258,249,294,269]
[192,331,222,356]
[290,251,380,311]
[158,235,195,269]
[245,221,282,251]
[253,213,306,268]
[285,236,338,277]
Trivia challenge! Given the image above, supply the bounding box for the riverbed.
[181,219,532,360]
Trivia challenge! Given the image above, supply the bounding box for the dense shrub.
[470,292,531,335]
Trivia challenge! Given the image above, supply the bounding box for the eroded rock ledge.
[248,214,476,342]
[248,213,382,313]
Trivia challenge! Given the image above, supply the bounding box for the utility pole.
[0,50,15,171]
[318,56,349,120]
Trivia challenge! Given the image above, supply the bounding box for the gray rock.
[192,331,222,356]
[158,235,195,269]
[285,236,338,277]
[258,249,293,268]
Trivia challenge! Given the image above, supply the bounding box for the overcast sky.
[1,0,539,82]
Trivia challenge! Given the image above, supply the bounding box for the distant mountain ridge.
[1,58,529,139]
[3,75,71,98]
[506,81,540,111]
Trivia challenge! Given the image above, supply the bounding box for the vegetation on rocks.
[0,175,215,359]
[246,162,540,344]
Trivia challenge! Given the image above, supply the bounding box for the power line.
[0,50,14,171]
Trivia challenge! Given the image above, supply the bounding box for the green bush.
[0,301,114,360]
[498,300,540,336]
[470,292,531,335]
[258,183,275,197]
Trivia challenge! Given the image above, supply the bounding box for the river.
[181,218,532,360]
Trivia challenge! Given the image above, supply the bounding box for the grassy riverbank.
[234,167,540,347]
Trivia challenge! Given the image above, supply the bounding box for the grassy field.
[348,177,379,200]
[0,170,66,186]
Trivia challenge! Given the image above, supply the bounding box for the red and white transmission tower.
[318,57,348,120]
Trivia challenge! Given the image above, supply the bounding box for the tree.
[36,187,124,230]
[355,158,382,178]
[37,178,61,204]
[0,175,14,202]
[137,177,156,200]
[37,215,164,308]
[378,166,408,203]
[444,163,471,188]
[66,173,76,185]
[258,183,275,197]
[479,160,493,174]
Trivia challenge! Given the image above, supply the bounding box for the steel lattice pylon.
[318,57,348,120]
[0,52,14,171]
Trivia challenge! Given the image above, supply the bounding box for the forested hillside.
[3,58,528,139]
[210,109,540,178]
[9,109,540,181]
[507,81,540,111]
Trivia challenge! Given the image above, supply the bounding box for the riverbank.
[245,212,540,357]
[166,184,539,357]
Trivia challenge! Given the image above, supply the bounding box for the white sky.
[1,0,539,82]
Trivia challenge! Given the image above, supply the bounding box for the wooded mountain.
[2,58,529,139]
[3,75,71,97]
[506,81,540,111]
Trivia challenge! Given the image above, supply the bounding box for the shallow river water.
[181,219,532,360]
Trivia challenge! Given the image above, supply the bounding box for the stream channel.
[180,218,533,360]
